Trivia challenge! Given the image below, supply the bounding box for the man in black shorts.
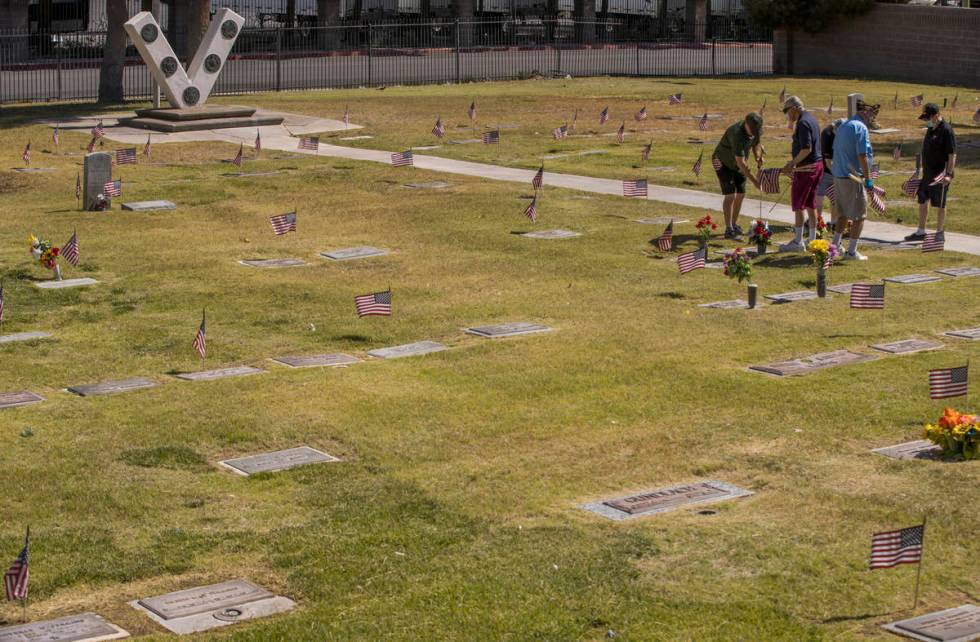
[905,103,956,242]
[713,112,764,240]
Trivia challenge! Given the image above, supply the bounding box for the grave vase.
[756,241,767,255]
[747,283,758,309]
[816,267,827,298]
[53,264,63,281]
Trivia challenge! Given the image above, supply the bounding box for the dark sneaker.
[724,229,743,241]
[935,231,945,242]
[733,224,745,236]
[904,231,926,241]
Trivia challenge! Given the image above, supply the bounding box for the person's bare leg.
[914,201,929,234]
[806,207,818,241]
[936,206,946,233]
[731,193,745,231]
[722,194,735,230]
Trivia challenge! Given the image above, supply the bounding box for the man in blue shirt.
[778,96,823,252]
[831,100,879,261]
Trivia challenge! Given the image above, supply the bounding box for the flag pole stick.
[912,516,926,610]
[22,525,29,622]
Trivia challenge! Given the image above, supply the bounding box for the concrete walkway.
[95,116,980,257]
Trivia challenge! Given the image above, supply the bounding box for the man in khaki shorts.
[830,101,879,260]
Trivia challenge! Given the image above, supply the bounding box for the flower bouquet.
[29,234,62,280]
[695,214,717,248]
[807,239,839,297]
[923,408,979,460]
[723,247,752,283]
[748,219,771,254]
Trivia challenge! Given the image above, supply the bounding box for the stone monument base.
[121,105,284,133]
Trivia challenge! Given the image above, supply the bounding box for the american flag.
[193,311,206,359]
[552,124,568,140]
[698,113,708,131]
[481,130,500,144]
[599,106,609,125]
[270,211,297,235]
[86,137,96,153]
[22,142,30,165]
[623,179,647,197]
[298,136,319,151]
[143,134,151,156]
[826,97,834,115]
[902,173,921,197]
[850,283,885,309]
[677,247,707,274]
[641,142,652,162]
[869,185,887,214]
[869,164,880,179]
[921,232,944,253]
[668,93,683,105]
[355,289,392,317]
[929,365,968,399]
[104,179,121,197]
[656,220,673,251]
[75,173,81,200]
[232,143,243,167]
[255,129,261,153]
[531,165,544,190]
[711,156,722,172]
[778,86,786,104]
[825,181,836,205]
[616,122,625,143]
[635,106,647,122]
[524,195,538,223]
[892,92,899,110]
[52,126,59,146]
[391,150,414,167]
[759,167,781,194]
[759,97,767,114]
[91,120,105,139]
[910,94,923,107]
[892,144,901,161]
[571,109,578,130]
[928,170,947,186]
[116,147,137,165]
[950,94,958,111]
[62,230,79,266]
[468,101,477,121]
[973,107,980,124]
[432,117,445,138]
[870,525,923,570]
[692,150,703,177]
[343,105,350,127]
[0,281,5,323]
[3,530,29,602]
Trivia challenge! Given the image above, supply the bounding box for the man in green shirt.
[713,112,764,239]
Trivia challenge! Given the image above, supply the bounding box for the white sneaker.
[779,241,806,253]
[843,250,868,261]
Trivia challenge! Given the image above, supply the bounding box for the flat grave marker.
[12,167,57,173]
[884,274,943,284]
[35,278,99,289]
[67,377,156,397]
[765,290,821,303]
[870,127,901,135]
[404,181,451,189]
[581,480,753,521]
[218,446,339,476]
[522,229,581,239]
[635,218,688,225]
[750,350,878,377]
[858,237,917,251]
[0,612,129,642]
[542,149,607,160]
[0,391,44,410]
[319,246,388,261]
[465,322,553,338]
[411,145,440,151]
[935,266,980,278]
[828,283,856,294]
[272,353,359,368]
[121,200,176,211]
[131,579,295,635]
[704,261,725,269]
[699,299,750,310]
[226,171,282,178]
[368,341,447,360]
[872,440,943,461]
[0,331,52,344]
[944,328,980,341]
[338,135,373,140]
[881,604,980,642]
[174,365,263,381]
[239,258,306,268]
[447,138,482,145]
[870,339,944,355]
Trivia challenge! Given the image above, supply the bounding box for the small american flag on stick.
[193,310,206,359]
[468,101,477,121]
[571,109,578,130]
[103,179,121,197]
[62,230,79,267]
[524,196,538,223]
[91,120,105,139]
[342,105,349,127]
[232,143,244,167]
[870,524,923,570]
[391,150,414,167]
[778,86,786,104]
[355,289,392,317]
[298,136,319,151]
[432,117,445,138]
[75,173,81,200]
[255,129,261,153]
[641,141,652,162]
[759,168,781,194]
[950,94,958,111]
[711,156,722,172]
[850,283,885,309]
[826,97,834,115]
[616,122,625,143]
[929,365,968,399]
[52,126,59,146]
[143,134,151,156]
[698,113,708,131]
[973,107,980,124]
[921,232,944,253]
[531,165,544,190]
[270,211,297,235]
[892,144,901,161]
[623,179,647,198]
[928,170,947,186]
[22,142,30,165]
[116,147,137,165]
[552,124,567,140]
[910,94,923,107]
[759,97,767,114]
[902,172,920,197]
[692,150,703,177]
[635,106,647,122]
[656,220,673,251]
[668,93,683,105]
[677,247,706,274]
[481,130,500,144]
[0,281,5,323]
[599,106,609,125]
[86,137,96,153]
[869,185,887,214]
[3,528,29,602]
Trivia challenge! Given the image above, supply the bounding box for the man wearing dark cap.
[713,112,764,240]
[830,100,879,261]
[904,103,956,242]
[779,96,823,252]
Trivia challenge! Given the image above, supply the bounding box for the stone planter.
[816,268,827,298]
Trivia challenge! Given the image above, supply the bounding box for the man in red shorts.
[778,96,824,252]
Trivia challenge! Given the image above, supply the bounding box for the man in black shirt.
[905,103,956,241]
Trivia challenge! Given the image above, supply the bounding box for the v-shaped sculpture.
[124,8,245,109]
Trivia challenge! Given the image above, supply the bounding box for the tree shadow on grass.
[754,254,812,269]
[820,610,901,624]
[334,334,372,343]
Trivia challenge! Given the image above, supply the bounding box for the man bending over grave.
[778,96,823,252]
[713,112,764,240]
[904,103,956,244]
[831,100,879,261]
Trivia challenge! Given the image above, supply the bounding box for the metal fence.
[0,19,772,104]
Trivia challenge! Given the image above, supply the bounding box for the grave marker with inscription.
[367,341,447,359]
[828,283,856,294]
[67,377,156,397]
[83,152,113,211]
[882,604,980,642]
[885,274,943,284]
[944,328,980,341]
[764,290,821,303]
[239,258,306,268]
[522,229,581,239]
[218,446,339,475]
[174,365,263,381]
[0,391,44,410]
[0,331,52,344]
[870,339,944,354]
[319,247,388,261]
[121,200,177,211]
[872,440,943,461]
[635,217,687,225]
[404,181,451,189]
[581,480,753,521]
[272,353,359,368]
[0,612,129,642]
[935,266,980,278]
[35,277,98,290]
[699,299,750,310]
[750,350,878,376]
[465,322,553,338]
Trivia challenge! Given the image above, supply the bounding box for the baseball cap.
[782,96,803,113]
[918,103,940,120]
[745,112,763,135]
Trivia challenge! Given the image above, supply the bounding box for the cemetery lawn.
[0,79,978,641]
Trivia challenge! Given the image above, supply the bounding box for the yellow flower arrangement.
[923,408,979,460]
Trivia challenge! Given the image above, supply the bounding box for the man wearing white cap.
[779,96,823,252]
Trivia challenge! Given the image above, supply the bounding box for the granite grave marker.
[870,339,944,355]
[121,200,177,211]
[67,377,156,397]
[367,341,447,359]
[0,391,44,410]
[0,331,51,344]
[581,480,753,521]
[944,328,980,341]
[465,322,553,338]
[239,258,306,268]
[319,247,388,261]
[872,440,943,461]
[272,353,359,368]
[174,365,263,381]
[765,290,821,303]
[885,274,943,284]
[882,604,980,642]
[0,612,129,642]
[750,350,878,376]
[83,152,113,211]
[35,278,98,290]
[699,299,750,309]
[522,230,581,239]
[935,266,980,278]
[218,446,338,476]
